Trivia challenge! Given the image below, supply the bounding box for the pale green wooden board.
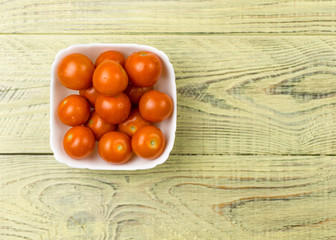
[1,0,336,239]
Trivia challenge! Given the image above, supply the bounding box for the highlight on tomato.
[139,90,173,122]
[125,51,162,87]
[63,126,95,159]
[57,95,90,126]
[131,125,166,160]
[95,93,132,124]
[86,111,117,140]
[98,131,133,164]
[57,53,94,90]
[93,60,128,96]
[118,109,150,137]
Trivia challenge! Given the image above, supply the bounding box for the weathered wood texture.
[1,155,336,240]
[1,35,336,154]
[1,0,336,239]
[0,0,335,34]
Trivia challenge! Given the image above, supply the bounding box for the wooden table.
[1,1,336,239]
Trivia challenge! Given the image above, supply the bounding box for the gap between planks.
[1,32,336,36]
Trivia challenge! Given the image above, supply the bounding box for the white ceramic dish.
[50,43,176,170]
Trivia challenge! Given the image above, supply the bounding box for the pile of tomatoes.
[57,50,173,164]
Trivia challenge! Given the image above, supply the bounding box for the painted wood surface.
[0,0,336,239]
[0,0,336,34]
[1,36,336,155]
[1,155,336,240]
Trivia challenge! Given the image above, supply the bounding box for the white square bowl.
[50,43,176,170]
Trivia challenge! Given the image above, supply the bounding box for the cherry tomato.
[139,90,173,122]
[57,95,90,126]
[86,111,117,140]
[95,93,131,124]
[93,61,128,96]
[98,131,132,164]
[63,126,95,159]
[118,109,150,137]
[95,50,125,67]
[57,53,94,90]
[124,83,153,105]
[125,51,162,87]
[131,126,165,160]
[79,86,99,107]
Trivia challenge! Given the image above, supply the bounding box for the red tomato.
[86,111,117,140]
[118,109,150,137]
[63,126,95,159]
[57,95,90,126]
[139,90,173,122]
[95,93,131,124]
[93,61,128,96]
[124,83,153,105]
[57,53,94,90]
[98,131,132,164]
[79,86,99,107]
[131,126,165,160]
[125,51,162,87]
[95,51,125,67]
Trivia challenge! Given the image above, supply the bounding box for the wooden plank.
[0,155,335,239]
[0,0,335,34]
[2,35,336,154]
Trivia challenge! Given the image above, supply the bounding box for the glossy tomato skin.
[57,53,95,90]
[95,93,131,124]
[131,126,165,160]
[79,86,99,107]
[63,126,95,159]
[86,111,117,140]
[125,51,162,87]
[57,95,90,126]
[139,90,173,122]
[124,83,153,105]
[93,61,128,96]
[118,109,150,137]
[95,51,125,67]
[98,131,132,164]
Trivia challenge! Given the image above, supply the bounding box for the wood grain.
[0,0,335,34]
[1,0,335,239]
[1,35,336,155]
[0,155,335,239]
